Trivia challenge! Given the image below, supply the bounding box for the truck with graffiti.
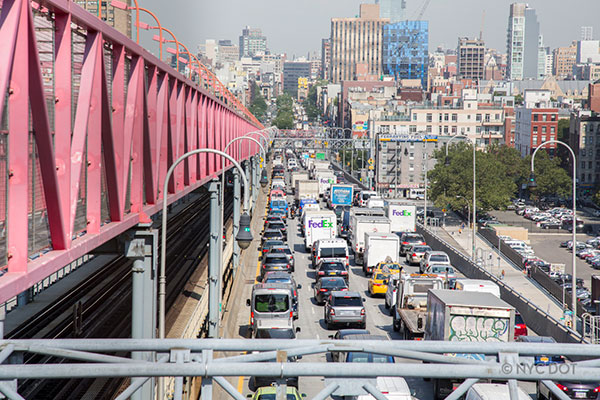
[392,274,444,340]
[424,289,515,399]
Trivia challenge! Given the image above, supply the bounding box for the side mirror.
[296,326,302,333]
[256,275,262,282]
[302,394,307,398]
[297,284,302,289]
[363,298,367,302]
[328,334,334,339]
[247,395,252,398]
[246,299,251,306]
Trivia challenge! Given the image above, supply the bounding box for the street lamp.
[445,135,476,261]
[530,140,577,330]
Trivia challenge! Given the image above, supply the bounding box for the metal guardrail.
[416,223,586,344]
[331,162,368,191]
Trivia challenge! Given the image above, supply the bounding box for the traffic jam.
[243,149,590,400]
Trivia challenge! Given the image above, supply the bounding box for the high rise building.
[382,21,429,87]
[506,3,544,80]
[74,0,131,38]
[376,0,406,23]
[239,26,267,58]
[457,37,485,81]
[330,4,388,83]
[321,39,331,80]
[552,43,577,79]
[582,26,594,41]
[217,40,240,64]
[576,40,600,64]
[283,61,312,97]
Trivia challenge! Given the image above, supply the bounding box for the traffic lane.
[528,233,597,284]
[289,210,435,399]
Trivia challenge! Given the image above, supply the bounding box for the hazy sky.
[140,0,600,57]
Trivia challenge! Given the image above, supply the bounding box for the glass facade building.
[383,21,429,87]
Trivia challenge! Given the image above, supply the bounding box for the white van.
[355,376,414,400]
[454,279,501,298]
[312,238,349,268]
[366,197,385,209]
[465,383,529,400]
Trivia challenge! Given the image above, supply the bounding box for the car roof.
[263,229,283,234]
[337,328,370,337]
[516,335,556,343]
[428,251,448,255]
[265,253,288,259]
[331,291,360,297]
[264,271,293,278]
[320,276,347,283]
[270,245,291,250]
[343,333,388,341]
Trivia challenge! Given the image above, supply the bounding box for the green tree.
[272,94,295,129]
[557,118,570,142]
[429,143,517,212]
[514,94,524,105]
[248,81,267,121]
[305,80,328,122]
[523,150,572,198]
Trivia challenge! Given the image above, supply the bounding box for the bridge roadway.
[219,164,539,399]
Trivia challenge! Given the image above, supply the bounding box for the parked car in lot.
[324,291,366,329]
[313,276,348,305]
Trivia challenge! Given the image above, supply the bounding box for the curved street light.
[444,135,476,261]
[530,140,577,329]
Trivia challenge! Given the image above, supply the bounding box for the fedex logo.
[308,219,333,229]
[392,209,412,217]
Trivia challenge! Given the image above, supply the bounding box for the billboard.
[330,185,354,206]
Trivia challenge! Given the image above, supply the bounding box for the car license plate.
[574,392,587,398]
[338,310,353,316]
[540,356,549,362]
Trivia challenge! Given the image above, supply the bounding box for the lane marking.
[311,308,315,315]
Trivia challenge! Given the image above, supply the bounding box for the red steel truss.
[0,0,263,303]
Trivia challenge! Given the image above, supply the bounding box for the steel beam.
[232,169,241,274]
[208,180,221,338]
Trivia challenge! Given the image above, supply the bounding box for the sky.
[140,0,600,58]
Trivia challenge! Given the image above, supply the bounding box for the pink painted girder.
[0,0,262,303]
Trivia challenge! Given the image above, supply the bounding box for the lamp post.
[445,135,476,261]
[111,1,159,50]
[529,140,577,330]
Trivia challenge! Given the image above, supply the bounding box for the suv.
[265,220,287,239]
[313,276,348,305]
[264,245,294,272]
[261,229,284,246]
[419,250,450,273]
[315,260,348,283]
[261,271,301,318]
[399,233,426,256]
[324,291,366,329]
[405,244,432,265]
[261,253,292,278]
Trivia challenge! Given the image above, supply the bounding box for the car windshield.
[269,222,285,229]
[271,200,286,207]
[264,240,284,248]
[266,256,288,264]
[254,294,289,312]
[404,235,424,243]
[257,394,297,400]
[321,278,347,288]
[430,255,448,262]
[332,296,361,306]
[347,352,393,363]
[320,247,347,258]
[264,231,282,238]
[271,247,292,255]
[413,246,430,253]
[255,329,295,339]
[320,263,345,271]
[264,277,291,284]
[516,314,525,325]
[374,273,388,280]
[431,266,453,274]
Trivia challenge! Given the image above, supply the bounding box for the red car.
[514,311,528,338]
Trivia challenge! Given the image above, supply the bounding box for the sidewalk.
[437,212,566,322]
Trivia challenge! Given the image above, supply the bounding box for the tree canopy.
[272,94,295,130]
[248,81,267,121]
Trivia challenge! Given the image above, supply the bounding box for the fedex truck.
[304,210,337,250]
[316,171,336,196]
[386,203,416,233]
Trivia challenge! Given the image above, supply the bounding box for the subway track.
[8,185,235,399]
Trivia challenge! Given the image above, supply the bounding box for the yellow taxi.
[373,260,403,276]
[368,271,391,296]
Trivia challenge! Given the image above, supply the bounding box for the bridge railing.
[0,0,263,304]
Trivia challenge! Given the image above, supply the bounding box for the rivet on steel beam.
[55,97,59,103]
[6,252,12,259]
[8,88,13,95]
[87,161,92,166]
[8,170,14,178]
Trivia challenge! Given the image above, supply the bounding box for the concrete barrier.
[417,224,585,344]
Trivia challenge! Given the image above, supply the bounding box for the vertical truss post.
[208,180,221,338]
[232,169,241,275]
[124,223,157,400]
[201,350,214,400]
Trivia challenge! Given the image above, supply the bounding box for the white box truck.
[316,171,336,197]
[386,203,416,233]
[350,215,391,265]
[363,232,400,275]
[425,289,515,399]
[304,210,337,251]
[290,172,309,193]
[295,180,319,203]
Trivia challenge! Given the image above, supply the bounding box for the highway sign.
[367,158,374,166]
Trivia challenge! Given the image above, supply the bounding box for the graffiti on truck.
[448,315,510,342]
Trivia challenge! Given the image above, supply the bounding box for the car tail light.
[341,288,348,291]
[293,290,297,297]
[594,385,600,393]
[250,311,254,325]
[412,253,417,257]
[330,308,335,315]
[320,288,328,292]
[556,383,568,391]
[402,241,408,244]
[290,310,293,318]
[318,271,325,275]
[341,271,348,275]
[360,308,365,316]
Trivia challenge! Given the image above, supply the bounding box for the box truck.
[304,210,337,251]
[363,232,400,275]
[386,203,416,233]
[350,215,391,265]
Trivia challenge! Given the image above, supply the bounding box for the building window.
[444,126,449,134]
[439,114,443,122]
[533,126,538,133]
[541,136,546,142]
[412,114,417,121]
[532,136,538,145]
[426,113,432,122]
[452,114,457,122]
[542,126,547,134]
[410,125,417,133]
[476,114,482,122]
[551,114,556,121]
[589,161,593,169]
[542,114,547,122]
[551,126,555,134]
[426,125,432,133]
[444,113,449,121]
[467,115,471,120]
[533,114,538,121]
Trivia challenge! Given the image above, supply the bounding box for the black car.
[248,327,300,391]
[265,221,287,239]
[315,261,348,282]
[339,210,351,239]
[261,253,291,277]
[537,381,600,400]
[261,229,285,246]
[313,276,348,305]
